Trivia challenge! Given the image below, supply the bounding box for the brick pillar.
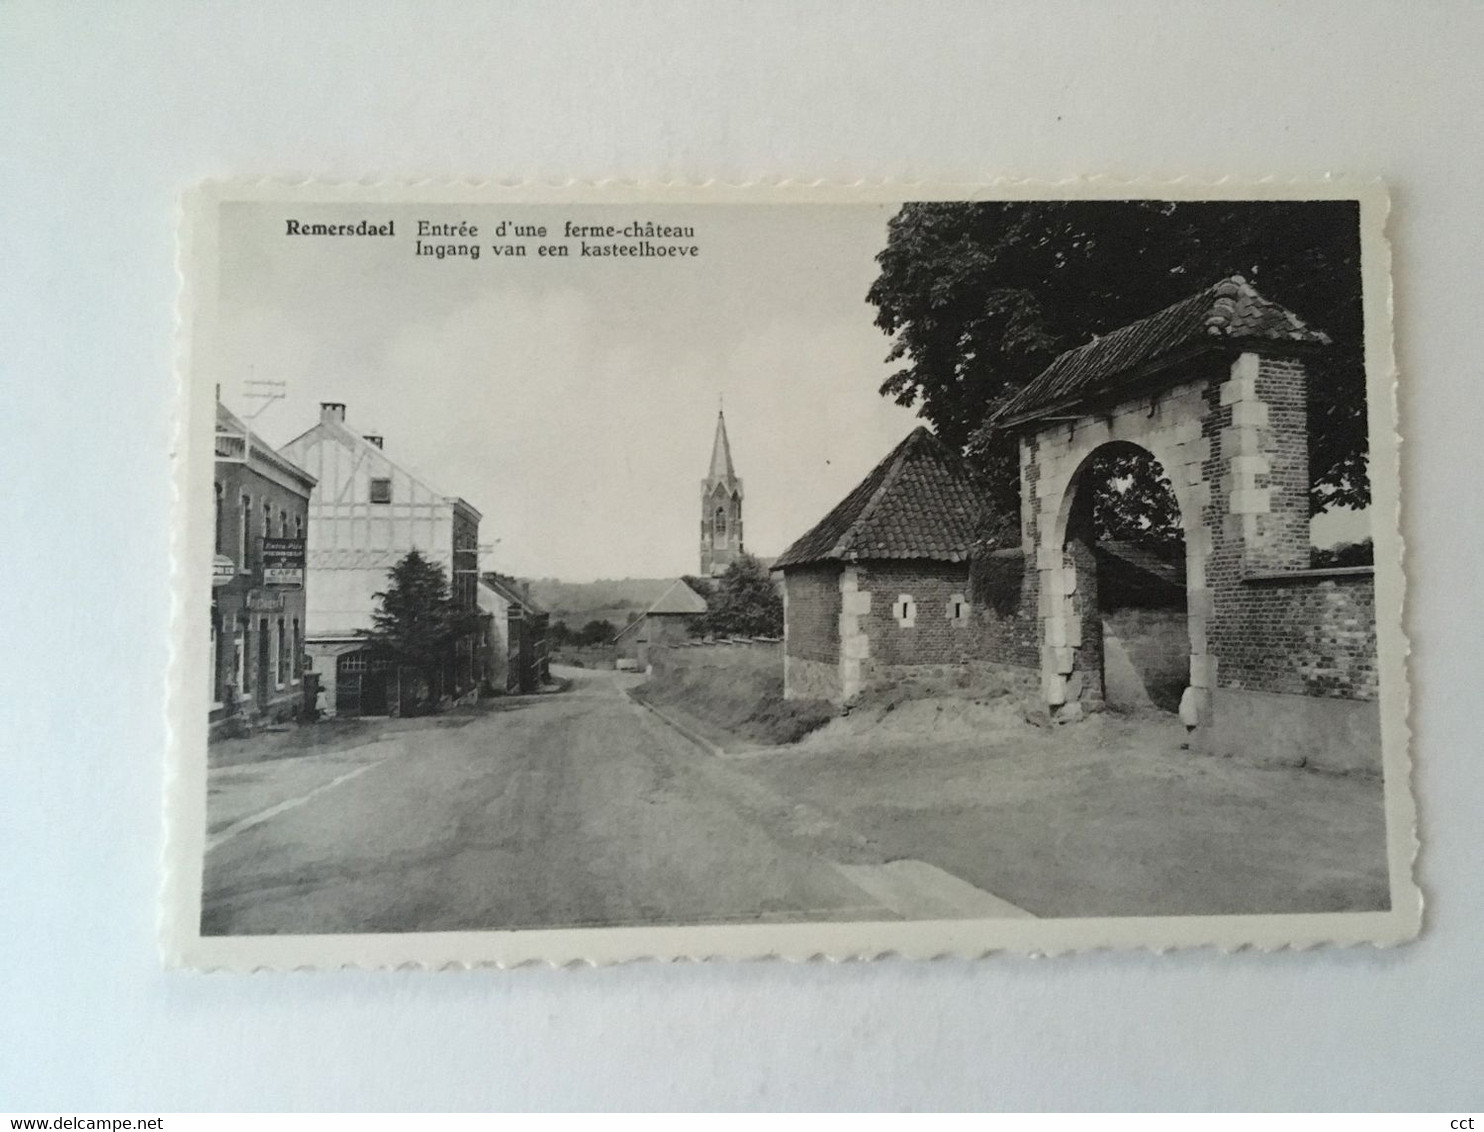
[1202,350,1314,740]
[1217,351,1310,575]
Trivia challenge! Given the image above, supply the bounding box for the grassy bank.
[634,654,835,747]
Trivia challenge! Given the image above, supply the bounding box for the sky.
[217,201,920,581]
[215,200,1367,581]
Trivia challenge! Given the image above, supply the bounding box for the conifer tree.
[364,550,480,708]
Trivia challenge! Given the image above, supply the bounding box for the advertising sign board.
[261,537,306,588]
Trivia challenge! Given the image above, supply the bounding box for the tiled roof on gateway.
[773,427,982,570]
[990,276,1330,430]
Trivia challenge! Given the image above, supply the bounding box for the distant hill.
[525,577,678,628]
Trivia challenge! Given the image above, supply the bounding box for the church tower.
[700,409,744,576]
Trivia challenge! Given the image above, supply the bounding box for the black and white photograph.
[171,181,1414,965]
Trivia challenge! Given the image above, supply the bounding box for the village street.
[204,663,1389,936]
[203,666,1031,935]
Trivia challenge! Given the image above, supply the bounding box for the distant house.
[479,573,550,694]
[772,427,983,705]
[277,402,488,716]
[613,579,709,669]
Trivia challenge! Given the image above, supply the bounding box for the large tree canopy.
[699,553,784,638]
[866,200,1367,517]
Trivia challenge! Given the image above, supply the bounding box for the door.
[256,617,271,709]
[360,665,389,715]
[336,652,364,716]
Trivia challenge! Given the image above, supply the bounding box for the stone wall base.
[784,654,843,703]
[1209,687,1381,775]
[860,659,1040,701]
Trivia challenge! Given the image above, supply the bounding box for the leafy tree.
[867,200,1367,519]
[578,618,616,646]
[699,553,783,637]
[363,550,481,709]
[1087,447,1183,552]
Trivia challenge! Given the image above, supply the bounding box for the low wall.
[1210,687,1381,775]
[650,638,782,677]
[1102,606,1189,713]
[1216,568,1378,701]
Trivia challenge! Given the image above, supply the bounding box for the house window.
[947,593,970,627]
[276,617,288,687]
[895,594,917,628]
[369,477,392,504]
[239,493,251,570]
[295,514,304,541]
[262,499,271,540]
[214,483,224,554]
[292,618,302,681]
[279,508,288,537]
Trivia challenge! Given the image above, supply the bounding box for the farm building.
[614,578,709,669]
[772,427,985,705]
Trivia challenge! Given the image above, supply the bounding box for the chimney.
[320,402,347,424]
[362,434,384,449]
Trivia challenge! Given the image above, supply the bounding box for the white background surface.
[2,1,1481,1111]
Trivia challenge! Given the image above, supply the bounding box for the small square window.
[895,594,917,628]
[947,593,970,627]
[369,477,392,504]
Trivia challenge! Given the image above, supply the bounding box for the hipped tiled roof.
[773,427,981,569]
[645,578,710,616]
[991,276,1329,430]
[613,579,709,642]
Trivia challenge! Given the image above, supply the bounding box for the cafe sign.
[261,537,306,588]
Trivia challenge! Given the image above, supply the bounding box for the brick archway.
[1016,346,1314,742]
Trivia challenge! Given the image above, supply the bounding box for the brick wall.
[855,560,977,667]
[782,565,841,662]
[1201,351,1376,702]
[1217,570,1378,700]
[968,549,1041,669]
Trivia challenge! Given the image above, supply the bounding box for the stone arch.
[1026,378,1216,725]
[1044,439,1205,717]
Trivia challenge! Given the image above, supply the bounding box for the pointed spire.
[708,409,736,482]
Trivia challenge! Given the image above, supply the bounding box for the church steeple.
[708,409,736,482]
[700,409,744,577]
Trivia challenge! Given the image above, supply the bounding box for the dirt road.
[203,667,913,934]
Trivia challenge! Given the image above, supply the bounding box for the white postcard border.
[165,178,1419,969]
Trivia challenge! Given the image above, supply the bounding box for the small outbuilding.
[772,427,984,704]
[613,579,709,670]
